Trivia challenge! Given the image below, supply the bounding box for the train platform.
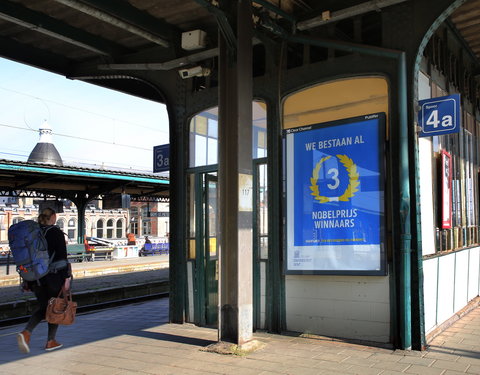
[0,256,169,305]
[0,255,169,284]
[0,299,479,375]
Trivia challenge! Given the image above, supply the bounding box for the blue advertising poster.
[284,113,386,275]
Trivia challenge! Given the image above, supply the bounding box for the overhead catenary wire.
[0,80,168,171]
[0,86,169,134]
[0,145,153,171]
[0,122,154,151]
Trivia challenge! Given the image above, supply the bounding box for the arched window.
[116,219,123,238]
[189,108,218,167]
[188,101,267,168]
[143,219,152,235]
[68,218,76,240]
[283,76,388,274]
[106,219,114,238]
[96,219,104,238]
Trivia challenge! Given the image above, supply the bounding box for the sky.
[0,58,169,173]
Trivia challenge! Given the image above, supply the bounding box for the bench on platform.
[67,244,89,262]
[67,244,114,261]
[88,248,114,261]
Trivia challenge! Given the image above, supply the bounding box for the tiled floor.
[0,298,478,375]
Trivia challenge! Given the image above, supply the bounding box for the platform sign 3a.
[418,94,460,137]
[153,144,169,173]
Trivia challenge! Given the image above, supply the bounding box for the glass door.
[204,173,218,326]
[253,159,268,329]
[186,169,218,327]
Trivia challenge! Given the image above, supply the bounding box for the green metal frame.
[188,158,268,329]
[266,95,286,333]
[204,173,219,326]
[188,165,218,326]
[253,157,267,329]
[194,171,206,325]
[410,0,469,350]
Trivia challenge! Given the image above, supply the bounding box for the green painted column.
[69,196,88,245]
[169,100,187,324]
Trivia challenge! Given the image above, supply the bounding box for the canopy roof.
[0,159,169,202]
[0,0,476,103]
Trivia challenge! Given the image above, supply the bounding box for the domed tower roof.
[27,121,63,166]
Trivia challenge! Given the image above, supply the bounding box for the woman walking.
[17,207,72,353]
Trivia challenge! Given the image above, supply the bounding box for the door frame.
[253,157,267,329]
[188,165,217,326]
[187,160,267,328]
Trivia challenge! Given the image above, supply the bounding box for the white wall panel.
[285,275,390,342]
[187,261,194,322]
[437,255,455,323]
[260,262,266,329]
[423,258,438,333]
[468,247,480,300]
[418,137,436,256]
[454,250,469,312]
[418,72,431,100]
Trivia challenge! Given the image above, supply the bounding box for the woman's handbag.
[46,287,77,325]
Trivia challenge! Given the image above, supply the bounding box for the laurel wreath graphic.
[309,154,360,203]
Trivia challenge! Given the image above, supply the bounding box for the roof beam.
[14,176,57,190]
[0,1,126,56]
[97,47,220,71]
[86,182,127,199]
[252,0,296,23]
[0,35,70,74]
[52,0,170,48]
[0,190,55,198]
[75,0,178,43]
[194,0,237,50]
[96,35,262,71]
[297,0,409,30]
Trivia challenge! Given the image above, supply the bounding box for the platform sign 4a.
[418,94,460,137]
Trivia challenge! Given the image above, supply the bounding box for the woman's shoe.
[45,339,63,351]
[17,330,31,354]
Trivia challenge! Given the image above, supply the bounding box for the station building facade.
[0,197,169,247]
[165,0,480,350]
[0,0,476,351]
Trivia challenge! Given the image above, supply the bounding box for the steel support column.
[71,195,89,245]
[169,96,187,324]
[218,0,254,345]
[265,42,286,333]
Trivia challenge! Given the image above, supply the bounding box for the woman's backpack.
[8,220,53,282]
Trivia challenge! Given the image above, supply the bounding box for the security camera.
[178,66,211,79]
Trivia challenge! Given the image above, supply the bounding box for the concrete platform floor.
[0,298,478,375]
[0,256,169,304]
[0,255,169,280]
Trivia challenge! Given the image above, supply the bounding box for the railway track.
[0,281,169,327]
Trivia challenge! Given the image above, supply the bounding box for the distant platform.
[0,254,169,287]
